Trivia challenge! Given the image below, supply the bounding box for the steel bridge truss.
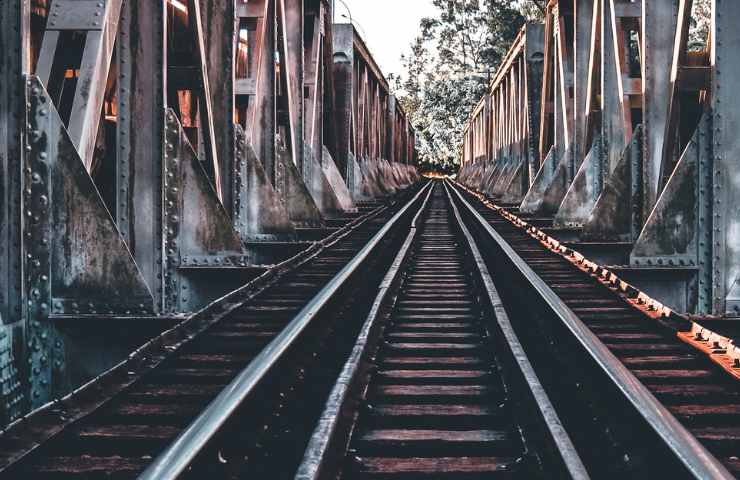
[460,0,738,318]
[0,0,418,420]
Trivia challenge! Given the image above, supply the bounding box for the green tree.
[395,0,543,170]
[689,0,710,51]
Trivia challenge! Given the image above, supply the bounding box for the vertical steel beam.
[539,6,555,163]
[304,1,324,165]
[712,0,740,314]
[201,0,235,213]
[118,0,167,311]
[332,23,354,182]
[642,0,679,215]
[277,0,303,170]
[584,0,601,148]
[601,0,625,174]
[573,0,596,161]
[387,95,396,164]
[0,0,28,327]
[525,24,545,187]
[608,0,636,145]
[248,0,276,184]
[116,1,132,242]
[0,0,29,423]
[321,1,337,162]
[554,7,574,160]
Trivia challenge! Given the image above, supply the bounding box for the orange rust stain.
[454,180,740,383]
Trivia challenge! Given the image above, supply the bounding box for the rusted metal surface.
[582,126,644,241]
[117,0,166,310]
[457,181,683,327]
[678,321,740,383]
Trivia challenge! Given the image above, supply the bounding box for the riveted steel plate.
[47,0,106,30]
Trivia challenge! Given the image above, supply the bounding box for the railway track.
[3,179,738,479]
[296,182,585,480]
[450,181,740,478]
[0,185,426,479]
[293,182,737,480]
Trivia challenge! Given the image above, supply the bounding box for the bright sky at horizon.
[333,0,438,80]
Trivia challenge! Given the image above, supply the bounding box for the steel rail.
[138,180,433,480]
[447,180,735,480]
[0,186,410,475]
[443,182,590,479]
[295,184,434,480]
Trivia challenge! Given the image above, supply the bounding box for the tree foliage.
[689,0,711,51]
[393,0,543,171]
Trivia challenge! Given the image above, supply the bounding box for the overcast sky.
[333,0,438,79]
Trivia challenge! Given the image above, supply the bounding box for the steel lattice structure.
[460,0,737,318]
[0,0,418,421]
